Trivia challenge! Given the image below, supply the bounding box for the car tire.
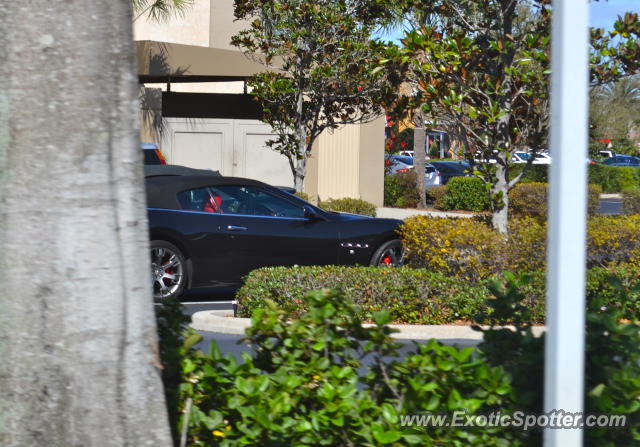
[150,240,187,301]
[369,239,404,267]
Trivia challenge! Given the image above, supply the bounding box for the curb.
[376,207,474,220]
[191,311,546,341]
[600,193,622,199]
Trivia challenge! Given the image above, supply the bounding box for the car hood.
[327,211,403,227]
[328,211,374,220]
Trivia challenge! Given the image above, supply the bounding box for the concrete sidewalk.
[376,207,474,219]
[191,310,545,342]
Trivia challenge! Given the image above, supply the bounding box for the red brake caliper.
[382,256,392,265]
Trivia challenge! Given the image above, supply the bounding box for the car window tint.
[214,185,305,218]
[177,187,220,212]
[143,149,162,165]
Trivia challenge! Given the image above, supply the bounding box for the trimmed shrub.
[384,170,419,208]
[509,182,602,218]
[439,176,490,212]
[319,197,377,217]
[236,264,640,328]
[426,185,447,209]
[510,164,549,183]
[399,216,507,281]
[508,182,548,218]
[622,188,640,214]
[236,266,489,324]
[588,164,638,192]
[383,174,402,206]
[400,215,640,277]
[587,215,640,267]
[294,191,310,202]
[507,217,547,272]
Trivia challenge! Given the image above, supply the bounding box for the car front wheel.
[369,239,404,267]
[150,240,186,301]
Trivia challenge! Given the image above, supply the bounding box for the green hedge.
[236,265,640,327]
[510,164,549,183]
[438,177,491,212]
[588,164,639,193]
[236,266,490,324]
[384,170,419,208]
[509,182,602,218]
[400,215,640,277]
[318,197,377,217]
[622,189,640,214]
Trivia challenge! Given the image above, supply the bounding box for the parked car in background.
[430,161,472,184]
[511,151,552,164]
[599,150,615,159]
[385,154,414,174]
[146,165,404,300]
[397,150,414,157]
[602,155,640,167]
[142,142,167,165]
[385,155,441,187]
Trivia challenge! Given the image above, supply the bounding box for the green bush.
[509,182,602,218]
[622,188,640,214]
[319,197,377,216]
[236,266,489,324]
[508,182,548,218]
[383,174,402,206]
[510,164,549,183]
[475,272,640,446]
[399,215,640,279]
[383,170,419,208]
[588,164,639,192]
[588,215,640,268]
[294,191,310,202]
[439,177,490,212]
[174,289,519,446]
[426,185,447,208]
[400,216,508,281]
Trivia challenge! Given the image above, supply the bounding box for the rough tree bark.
[413,111,427,208]
[0,2,172,446]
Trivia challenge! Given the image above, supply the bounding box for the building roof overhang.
[136,40,279,83]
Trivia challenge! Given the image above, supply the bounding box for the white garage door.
[161,118,293,187]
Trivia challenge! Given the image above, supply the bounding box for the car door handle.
[227,225,248,232]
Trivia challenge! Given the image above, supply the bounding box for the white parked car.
[511,151,552,164]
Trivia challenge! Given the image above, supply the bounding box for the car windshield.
[433,162,469,173]
[393,155,414,165]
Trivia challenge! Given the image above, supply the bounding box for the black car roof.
[145,165,285,210]
[144,164,222,178]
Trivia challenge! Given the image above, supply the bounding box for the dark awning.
[136,40,281,83]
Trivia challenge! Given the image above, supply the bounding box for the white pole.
[544,0,589,445]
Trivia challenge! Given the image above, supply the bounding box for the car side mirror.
[303,205,319,220]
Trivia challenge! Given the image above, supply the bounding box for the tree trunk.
[294,155,306,192]
[491,161,510,234]
[413,112,427,208]
[0,2,172,447]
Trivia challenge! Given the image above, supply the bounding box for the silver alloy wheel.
[151,246,184,300]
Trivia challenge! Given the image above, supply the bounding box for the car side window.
[177,185,305,218]
[215,185,305,218]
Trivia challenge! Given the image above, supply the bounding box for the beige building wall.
[314,116,385,206]
[133,0,211,46]
[210,1,248,50]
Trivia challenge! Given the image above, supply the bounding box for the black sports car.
[145,165,404,300]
